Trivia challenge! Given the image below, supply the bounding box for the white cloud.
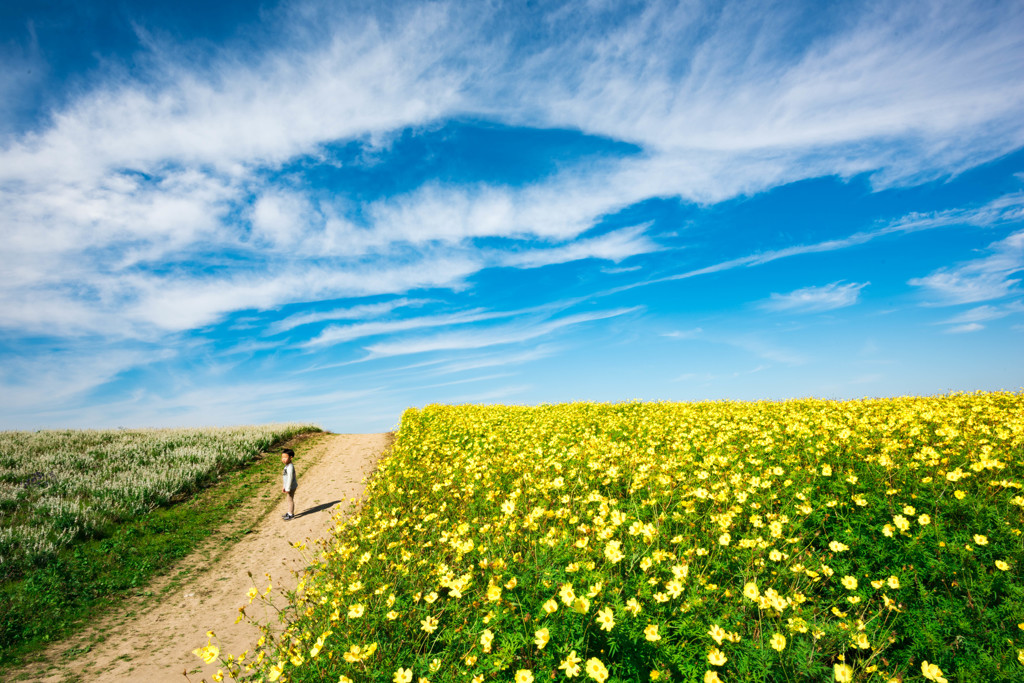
[268,299,428,335]
[908,229,1024,305]
[362,307,640,359]
[761,281,869,313]
[946,323,985,334]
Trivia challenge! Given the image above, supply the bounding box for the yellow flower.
[348,604,365,618]
[572,597,591,614]
[585,657,609,682]
[387,610,399,620]
[516,670,534,683]
[828,541,849,552]
[1018,649,1024,665]
[535,627,550,650]
[543,598,559,614]
[267,661,285,682]
[704,672,723,683]
[604,540,625,563]
[340,677,354,683]
[708,648,727,666]
[893,515,910,532]
[394,668,413,683]
[887,575,900,589]
[954,490,966,500]
[559,584,576,605]
[193,644,219,664]
[841,576,858,590]
[420,615,439,633]
[560,650,583,677]
[852,632,870,649]
[708,624,726,645]
[921,661,948,683]
[770,633,786,652]
[974,534,989,546]
[918,514,931,526]
[480,629,494,653]
[743,582,759,600]
[645,624,662,641]
[834,663,853,682]
[996,560,1010,571]
[650,671,661,681]
[718,532,731,546]
[625,597,642,615]
[212,671,224,682]
[596,606,615,632]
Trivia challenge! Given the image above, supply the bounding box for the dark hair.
[282,448,295,458]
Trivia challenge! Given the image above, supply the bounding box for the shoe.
[283,513,294,520]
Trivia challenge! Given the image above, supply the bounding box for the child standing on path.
[281,448,298,520]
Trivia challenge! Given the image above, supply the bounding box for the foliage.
[219,394,1023,682]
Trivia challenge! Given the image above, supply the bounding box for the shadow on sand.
[293,500,342,519]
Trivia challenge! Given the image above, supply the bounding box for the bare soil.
[16,433,390,683]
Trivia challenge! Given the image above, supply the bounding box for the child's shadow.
[293,500,342,519]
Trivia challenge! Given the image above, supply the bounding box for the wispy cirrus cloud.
[761,281,869,313]
[362,307,641,359]
[909,229,1024,305]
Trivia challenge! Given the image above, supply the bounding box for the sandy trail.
[21,433,390,683]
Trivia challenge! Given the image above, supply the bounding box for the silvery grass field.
[207,393,1024,683]
[0,423,318,583]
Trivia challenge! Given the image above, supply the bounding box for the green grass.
[0,430,323,668]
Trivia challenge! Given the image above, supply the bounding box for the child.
[281,448,298,520]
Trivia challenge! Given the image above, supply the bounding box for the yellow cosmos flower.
[393,668,413,683]
[560,650,583,677]
[996,560,1010,571]
[572,597,591,614]
[834,663,853,682]
[708,648,727,666]
[770,633,786,652]
[974,534,989,546]
[559,584,576,605]
[585,657,609,682]
[828,541,849,552]
[480,629,494,653]
[954,490,966,500]
[625,597,642,615]
[921,661,948,683]
[704,672,723,683]
[535,627,550,650]
[645,624,662,641]
[193,644,220,664]
[420,615,439,633]
[516,670,534,683]
[841,576,858,590]
[893,515,910,532]
[887,575,900,589]
[596,606,615,632]
[543,598,559,614]
[743,582,759,600]
[267,661,285,682]
[708,624,726,645]
[918,514,931,526]
[852,632,870,649]
[348,604,365,618]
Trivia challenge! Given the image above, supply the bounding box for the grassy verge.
[0,430,324,667]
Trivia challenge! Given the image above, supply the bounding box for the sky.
[1,0,1023,432]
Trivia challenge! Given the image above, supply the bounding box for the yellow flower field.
[218,392,1024,682]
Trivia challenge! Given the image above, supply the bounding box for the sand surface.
[18,432,390,683]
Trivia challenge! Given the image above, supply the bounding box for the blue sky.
[1,0,1023,432]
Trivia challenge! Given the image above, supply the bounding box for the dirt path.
[21,433,390,683]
